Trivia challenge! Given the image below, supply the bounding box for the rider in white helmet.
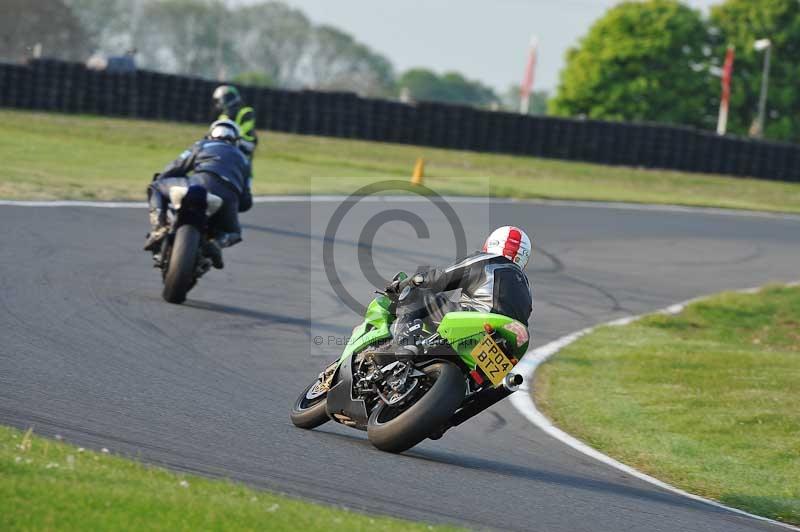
[481,226,532,270]
[386,226,533,345]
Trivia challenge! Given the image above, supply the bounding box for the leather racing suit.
[147,138,253,245]
[390,251,533,346]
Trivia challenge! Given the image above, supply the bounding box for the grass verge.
[1,109,800,213]
[0,425,453,531]
[535,285,800,525]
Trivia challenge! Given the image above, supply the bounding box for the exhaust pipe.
[502,373,523,392]
[438,372,526,436]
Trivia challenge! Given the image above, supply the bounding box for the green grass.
[535,285,800,525]
[2,109,800,212]
[0,425,454,531]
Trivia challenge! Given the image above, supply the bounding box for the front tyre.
[367,362,465,453]
[290,379,330,429]
[162,225,200,304]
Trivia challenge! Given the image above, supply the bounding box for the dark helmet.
[212,85,242,113]
[207,119,241,144]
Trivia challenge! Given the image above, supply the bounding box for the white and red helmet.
[482,226,532,269]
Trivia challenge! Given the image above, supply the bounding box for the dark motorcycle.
[157,184,223,304]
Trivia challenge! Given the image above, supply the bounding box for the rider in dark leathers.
[144,120,253,269]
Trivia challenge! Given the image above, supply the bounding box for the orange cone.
[411,158,425,185]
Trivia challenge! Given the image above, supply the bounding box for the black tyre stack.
[1,59,799,183]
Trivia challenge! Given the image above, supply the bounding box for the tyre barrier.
[2,58,799,182]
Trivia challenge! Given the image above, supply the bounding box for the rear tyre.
[367,362,465,453]
[162,225,200,304]
[290,379,330,429]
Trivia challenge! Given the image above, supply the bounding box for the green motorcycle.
[290,273,529,453]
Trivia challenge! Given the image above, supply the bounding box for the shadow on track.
[311,425,724,515]
[183,300,351,336]
[408,447,727,514]
[242,223,454,263]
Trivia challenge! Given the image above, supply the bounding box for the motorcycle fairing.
[325,295,394,429]
[437,311,529,369]
[337,295,394,365]
[325,353,369,429]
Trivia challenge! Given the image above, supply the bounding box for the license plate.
[470,334,515,387]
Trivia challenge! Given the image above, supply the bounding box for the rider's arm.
[416,263,475,293]
[238,108,258,145]
[238,177,253,212]
[386,265,472,300]
[236,107,258,159]
[159,143,199,179]
[385,265,472,302]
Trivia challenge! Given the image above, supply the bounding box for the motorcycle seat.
[168,186,223,216]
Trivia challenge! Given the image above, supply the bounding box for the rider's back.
[447,252,532,326]
[190,139,251,194]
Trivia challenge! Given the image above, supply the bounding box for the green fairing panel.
[437,311,530,369]
[338,296,394,364]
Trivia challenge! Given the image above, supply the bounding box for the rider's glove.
[385,273,425,297]
[385,279,403,296]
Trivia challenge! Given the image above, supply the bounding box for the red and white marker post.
[716,45,735,135]
[519,36,539,115]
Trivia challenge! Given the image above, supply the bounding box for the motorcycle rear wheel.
[162,225,200,304]
[367,361,464,453]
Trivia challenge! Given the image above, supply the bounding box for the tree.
[398,69,448,101]
[303,25,395,96]
[65,0,140,54]
[130,0,394,93]
[133,0,237,79]
[501,85,549,115]
[549,0,712,127]
[399,68,498,107]
[231,1,313,88]
[709,0,800,142]
[0,0,90,62]
[439,72,497,107]
[232,71,277,88]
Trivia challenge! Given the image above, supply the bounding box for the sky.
[275,0,720,94]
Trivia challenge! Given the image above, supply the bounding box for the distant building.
[86,50,137,73]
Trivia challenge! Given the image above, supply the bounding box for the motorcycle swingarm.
[440,385,514,434]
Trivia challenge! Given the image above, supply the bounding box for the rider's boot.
[202,239,224,269]
[143,197,168,252]
[216,232,242,248]
[203,232,242,270]
[392,319,424,361]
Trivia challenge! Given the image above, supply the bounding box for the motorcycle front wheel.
[290,378,330,429]
[367,361,465,453]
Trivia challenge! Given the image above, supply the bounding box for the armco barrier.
[1,59,799,183]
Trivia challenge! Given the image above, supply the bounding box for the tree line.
[3,0,797,141]
[1,0,509,108]
[550,0,800,142]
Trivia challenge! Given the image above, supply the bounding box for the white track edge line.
[510,282,800,531]
[1,196,800,221]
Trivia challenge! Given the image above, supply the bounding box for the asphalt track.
[2,198,799,531]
